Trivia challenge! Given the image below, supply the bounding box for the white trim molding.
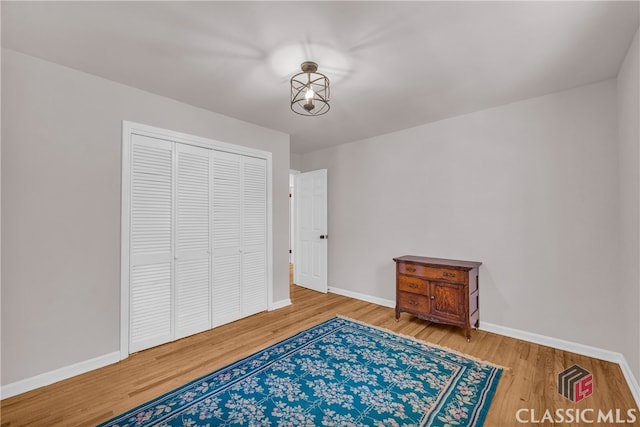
[480,321,623,363]
[619,358,640,409]
[1,351,120,400]
[325,287,640,408]
[329,287,396,309]
[269,298,292,311]
[480,321,640,408]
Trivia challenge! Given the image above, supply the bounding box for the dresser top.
[393,255,482,270]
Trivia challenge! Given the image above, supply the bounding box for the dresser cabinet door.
[429,281,464,322]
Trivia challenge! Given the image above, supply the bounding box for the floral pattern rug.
[99,317,502,427]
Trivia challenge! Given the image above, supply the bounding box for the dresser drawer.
[398,275,429,295]
[398,262,426,276]
[398,292,430,313]
[422,267,465,283]
[398,263,465,283]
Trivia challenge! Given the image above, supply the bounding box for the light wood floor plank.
[1,270,638,426]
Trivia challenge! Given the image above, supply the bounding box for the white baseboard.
[3,299,292,399]
[619,356,640,409]
[480,321,622,364]
[329,286,396,309]
[324,286,640,408]
[480,321,640,408]
[1,351,120,400]
[3,299,638,410]
[269,298,292,311]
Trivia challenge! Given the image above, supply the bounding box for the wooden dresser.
[393,256,482,341]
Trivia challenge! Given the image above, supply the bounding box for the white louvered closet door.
[242,156,268,317]
[174,143,211,339]
[129,135,173,353]
[125,123,270,355]
[211,151,243,326]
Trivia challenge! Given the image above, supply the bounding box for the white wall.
[618,29,640,380]
[290,152,303,171]
[300,80,625,356]
[0,49,290,386]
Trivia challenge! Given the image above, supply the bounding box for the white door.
[174,143,211,339]
[122,121,272,356]
[241,156,268,317]
[211,151,268,324]
[129,135,173,353]
[294,169,328,293]
[211,151,243,326]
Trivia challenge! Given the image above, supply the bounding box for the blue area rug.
[99,317,502,427]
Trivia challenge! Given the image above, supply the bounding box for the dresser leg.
[395,308,400,322]
[465,327,472,342]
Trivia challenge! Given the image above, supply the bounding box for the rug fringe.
[336,315,511,371]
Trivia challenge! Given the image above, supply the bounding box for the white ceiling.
[2,1,638,154]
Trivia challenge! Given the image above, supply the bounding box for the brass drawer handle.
[408,283,418,289]
[442,271,455,278]
[408,299,418,306]
[405,266,416,273]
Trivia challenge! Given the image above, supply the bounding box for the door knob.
[320,235,327,239]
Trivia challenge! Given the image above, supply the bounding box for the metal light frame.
[290,61,330,116]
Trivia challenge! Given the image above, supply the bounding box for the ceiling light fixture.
[290,61,330,116]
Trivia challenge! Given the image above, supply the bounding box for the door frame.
[120,121,273,359]
[289,170,300,264]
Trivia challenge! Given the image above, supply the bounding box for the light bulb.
[305,88,315,100]
[303,87,315,112]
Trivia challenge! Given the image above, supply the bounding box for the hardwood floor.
[2,269,638,426]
